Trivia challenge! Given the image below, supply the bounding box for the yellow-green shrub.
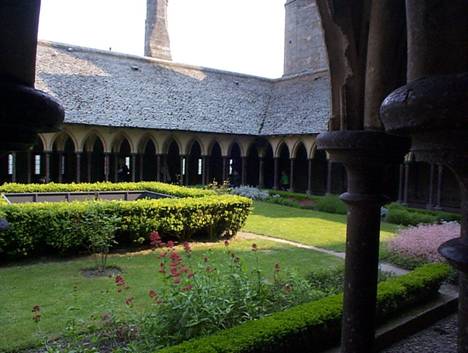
[0,195,251,259]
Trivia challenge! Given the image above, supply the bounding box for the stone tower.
[145,0,172,60]
[283,0,327,76]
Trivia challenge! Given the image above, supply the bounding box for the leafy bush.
[135,241,323,350]
[157,263,450,353]
[313,195,347,214]
[231,186,269,200]
[0,181,214,198]
[0,195,252,259]
[265,191,347,215]
[386,222,460,270]
[385,202,461,226]
[306,265,393,296]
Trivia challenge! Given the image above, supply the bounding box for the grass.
[243,201,400,252]
[0,237,342,352]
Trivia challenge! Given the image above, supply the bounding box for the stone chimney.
[283,0,327,76]
[145,0,172,60]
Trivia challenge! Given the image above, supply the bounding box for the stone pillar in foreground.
[318,131,409,353]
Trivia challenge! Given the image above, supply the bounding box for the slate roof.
[35,41,330,136]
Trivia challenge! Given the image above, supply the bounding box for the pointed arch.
[138,133,159,154]
[275,140,290,158]
[111,131,135,153]
[162,136,182,155]
[291,140,308,159]
[81,130,108,153]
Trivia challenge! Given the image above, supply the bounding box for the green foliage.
[0,181,214,198]
[157,263,450,353]
[137,244,323,350]
[306,265,393,296]
[0,195,252,259]
[385,202,461,226]
[266,191,347,215]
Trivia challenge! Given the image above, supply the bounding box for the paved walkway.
[237,231,409,275]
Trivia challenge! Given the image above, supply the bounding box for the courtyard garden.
[0,182,458,352]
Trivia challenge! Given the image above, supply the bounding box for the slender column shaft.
[180,155,185,185]
[156,154,161,182]
[113,153,119,182]
[44,152,51,183]
[131,154,136,182]
[273,158,279,190]
[222,157,228,182]
[427,163,435,209]
[435,165,443,209]
[75,152,81,183]
[204,156,210,185]
[104,153,110,182]
[307,158,312,194]
[326,160,333,194]
[398,164,404,203]
[87,152,92,182]
[403,162,410,204]
[57,151,63,183]
[10,152,16,182]
[26,150,31,183]
[289,158,295,192]
[241,157,247,185]
[202,156,208,185]
[258,157,265,188]
[139,154,144,181]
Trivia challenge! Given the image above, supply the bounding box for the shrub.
[313,195,347,215]
[231,186,269,200]
[0,195,252,259]
[136,242,323,350]
[386,222,460,269]
[265,191,347,215]
[0,181,214,198]
[156,263,450,353]
[385,202,461,226]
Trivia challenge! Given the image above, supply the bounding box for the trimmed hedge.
[0,182,214,198]
[157,263,449,353]
[385,202,461,226]
[266,191,347,215]
[0,195,252,258]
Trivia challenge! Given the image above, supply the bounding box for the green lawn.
[243,201,400,252]
[0,238,342,352]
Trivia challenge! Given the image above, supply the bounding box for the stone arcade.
[0,0,460,212]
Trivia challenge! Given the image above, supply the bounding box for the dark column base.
[317,130,409,353]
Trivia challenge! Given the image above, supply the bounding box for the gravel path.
[381,314,458,353]
[237,231,409,275]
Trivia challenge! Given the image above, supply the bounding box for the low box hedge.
[0,181,214,198]
[0,195,252,259]
[385,202,461,226]
[157,263,449,353]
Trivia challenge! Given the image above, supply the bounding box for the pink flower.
[125,297,134,306]
[149,231,163,248]
[183,241,192,254]
[167,240,175,248]
[224,240,229,247]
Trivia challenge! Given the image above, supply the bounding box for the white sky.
[38,0,286,78]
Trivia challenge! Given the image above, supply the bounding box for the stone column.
[130,154,136,182]
[113,153,119,182]
[57,151,63,183]
[307,158,313,195]
[104,153,110,182]
[435,164,443,210]
[273,158,279,190]
[156,154,162,182]
[403,162,410,205]
[139,154,144,181]
[318,131,409,353]
[179,155,186,185]
[289,158,295,192]
[44,151,51,183]
[11,152,16,182]
[258,157,265,188]
[397,164,404,203]
[75,152,81,183]
[26,150,32,183]
[222,157,228,182]
[202,156,208,185]
[326,160,332,194]
[87,152,92,182]
[427,163,436,209]
[241,157,247,186]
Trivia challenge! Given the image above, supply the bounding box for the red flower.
[173,277,181,285]
[32,305,41,323]
[183,241,191,254]
[224,240,229,247]
[148,290,157,299]
[167,240,175,248]
[125,297,134,306]
[149,231,163,248]
[252,243,258,252]
[182,284,193,291]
